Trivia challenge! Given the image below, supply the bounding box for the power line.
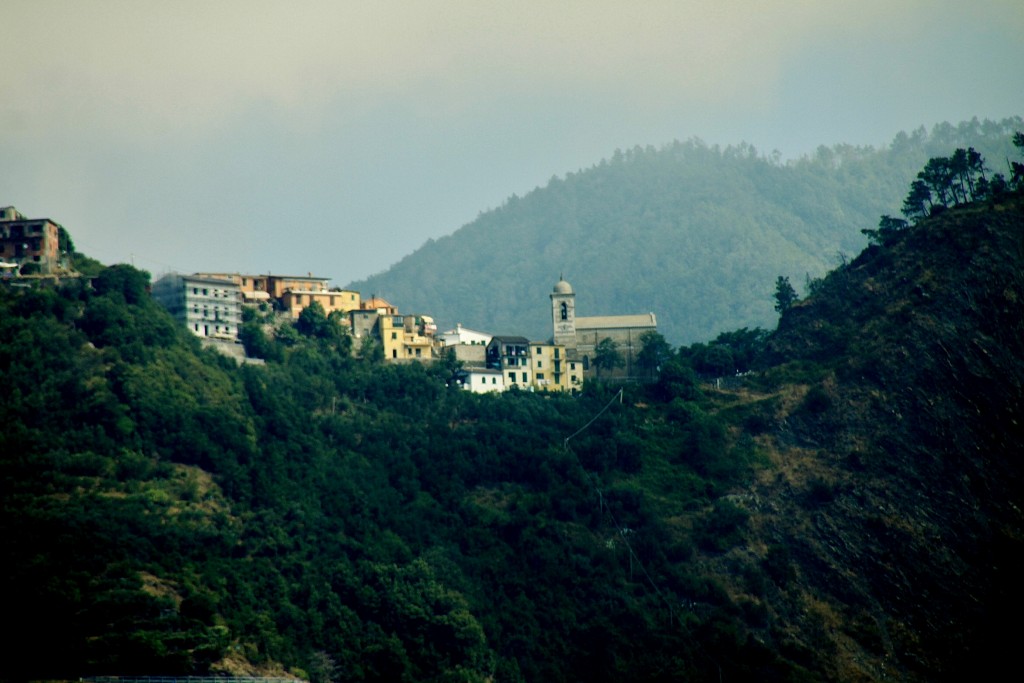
[564,392,670,606]
[562,387,724,677]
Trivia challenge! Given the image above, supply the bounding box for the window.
[536,360,542,368]
[415,348,422,357]
[570,363,576,370]
[522,372,528,383]
[537,373,545,381]
[391,332,397,340]
[560,302,568,320]
[509,372,516,383]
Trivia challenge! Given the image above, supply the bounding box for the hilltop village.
[149,270,657,392]
[2,205,658,392]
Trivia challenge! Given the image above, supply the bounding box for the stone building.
[549,275,657,379]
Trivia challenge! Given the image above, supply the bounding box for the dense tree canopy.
[1,266,787,682]
[4,131,1023,683]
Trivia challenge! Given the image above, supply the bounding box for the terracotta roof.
[361,297,394,309]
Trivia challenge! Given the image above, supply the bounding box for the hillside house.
[0,206,63,275]
[152,272,243,340]
[530,342,582,392]
[487,336,533,389]
[441,323,492,347]
[454,366,505,393]
[380,314,437,362]
[281,287,360,320]
[196,272,357,319]
[349,298,439,362]
[195,272,272,305]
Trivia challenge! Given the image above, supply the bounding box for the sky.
[3,0,1022,285]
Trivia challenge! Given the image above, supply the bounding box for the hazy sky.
[3,1,1022,284]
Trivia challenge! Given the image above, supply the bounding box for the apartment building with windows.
[530,342,583,392]
[486,336,533,390]
[152,273,242,340]
[281,287,360,320]
[380,314,437,362]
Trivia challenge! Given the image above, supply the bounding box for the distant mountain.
[348,117,1023,345]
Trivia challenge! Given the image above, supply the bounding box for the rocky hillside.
[711,195,1024,680]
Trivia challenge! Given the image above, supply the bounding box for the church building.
[550,276,657,379]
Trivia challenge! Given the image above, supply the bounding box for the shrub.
[802,385,833,414]
[696,499,749,552]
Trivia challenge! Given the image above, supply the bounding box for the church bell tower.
[551,275,577,348]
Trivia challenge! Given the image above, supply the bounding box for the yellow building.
[265,274,330,299]
[483,338,581,393]
[281,288,360,320]
[380,314,437,362]
[529,342,582,392]
[195,272,358,319]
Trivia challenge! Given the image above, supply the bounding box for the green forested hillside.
[348,117,1022,344]
[3,141,1023,683]
[3,267,782,682]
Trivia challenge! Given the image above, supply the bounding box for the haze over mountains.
[348,117,1022,345]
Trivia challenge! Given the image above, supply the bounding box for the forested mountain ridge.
[723,193,1024,680]
[3,143,1023,682]
[348,117,1022,345]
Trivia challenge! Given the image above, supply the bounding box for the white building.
[456,367,506,393]
[440,323,492,347]
[152,273,243,340]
